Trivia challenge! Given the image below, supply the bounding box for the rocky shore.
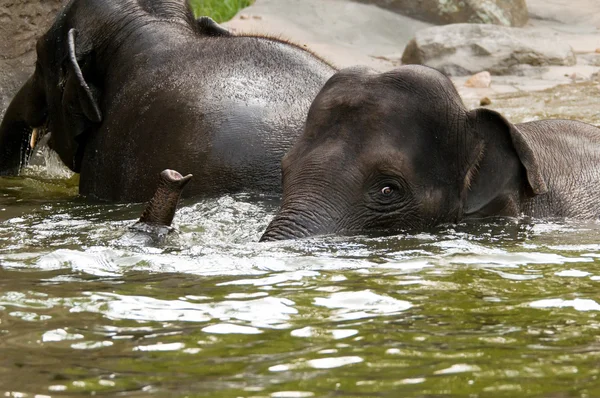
[225,0,600,104]
[1,0,598,119]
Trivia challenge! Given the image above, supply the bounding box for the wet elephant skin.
[0,0,335,202]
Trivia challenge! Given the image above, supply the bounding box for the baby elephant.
[261,65,600,241]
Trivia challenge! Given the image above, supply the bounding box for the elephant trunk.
[261,200,340,241]
[0,74,47,175]
[137,169,193,227]
[260,212,314,241]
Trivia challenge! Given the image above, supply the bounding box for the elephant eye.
[381,186,393,196]
[369,178,404,203]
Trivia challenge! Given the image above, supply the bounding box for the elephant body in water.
[0,0,335,202]
[260,65,600,240]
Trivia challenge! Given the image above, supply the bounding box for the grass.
[189,0,255,23]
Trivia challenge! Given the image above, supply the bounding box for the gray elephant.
[0,0,335,202]
[259,65,600,240]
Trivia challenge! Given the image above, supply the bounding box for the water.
[1,83,600,397]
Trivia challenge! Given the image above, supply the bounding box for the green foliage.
[189,0,254,23]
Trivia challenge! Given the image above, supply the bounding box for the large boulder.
[401,24,577,76]
[354,0,528,27]
[0,0,64,119]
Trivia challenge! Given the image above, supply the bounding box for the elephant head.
[0,0,199,175]
[261,65,547,241]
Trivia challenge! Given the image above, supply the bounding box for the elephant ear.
[462,108,547,217]
[63,28,102,124]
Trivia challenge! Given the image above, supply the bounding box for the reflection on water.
[1,83,600,397]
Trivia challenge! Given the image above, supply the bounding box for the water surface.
[1,82,600,397]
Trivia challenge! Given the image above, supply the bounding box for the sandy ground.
[224,0,431,70]
[224,0,600,101]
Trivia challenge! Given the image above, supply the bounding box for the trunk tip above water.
[136,169,193,227]
[160,169,193,189]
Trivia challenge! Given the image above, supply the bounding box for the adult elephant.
[0,0,335,202]
[260,65,600,241]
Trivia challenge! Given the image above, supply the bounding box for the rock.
[569,72,586,82]
[578,53,600,67]
[528,0,600,29]
[465,71,492,88]
[480,97,492,106]
[0,0,65,119]
[354,0,528,27]
[402,24,577,76]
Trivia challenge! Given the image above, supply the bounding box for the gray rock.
[528,0,600,29]
[353,0,528,27]
[579,53,600,67]
[0,0,65,119]
[402,23,577,76]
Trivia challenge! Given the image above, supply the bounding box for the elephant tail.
[136,169,193,227]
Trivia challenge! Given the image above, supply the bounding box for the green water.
[1,83,600,397]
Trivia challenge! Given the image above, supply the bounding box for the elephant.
[259,65,600,241]
[0,0,335,202]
